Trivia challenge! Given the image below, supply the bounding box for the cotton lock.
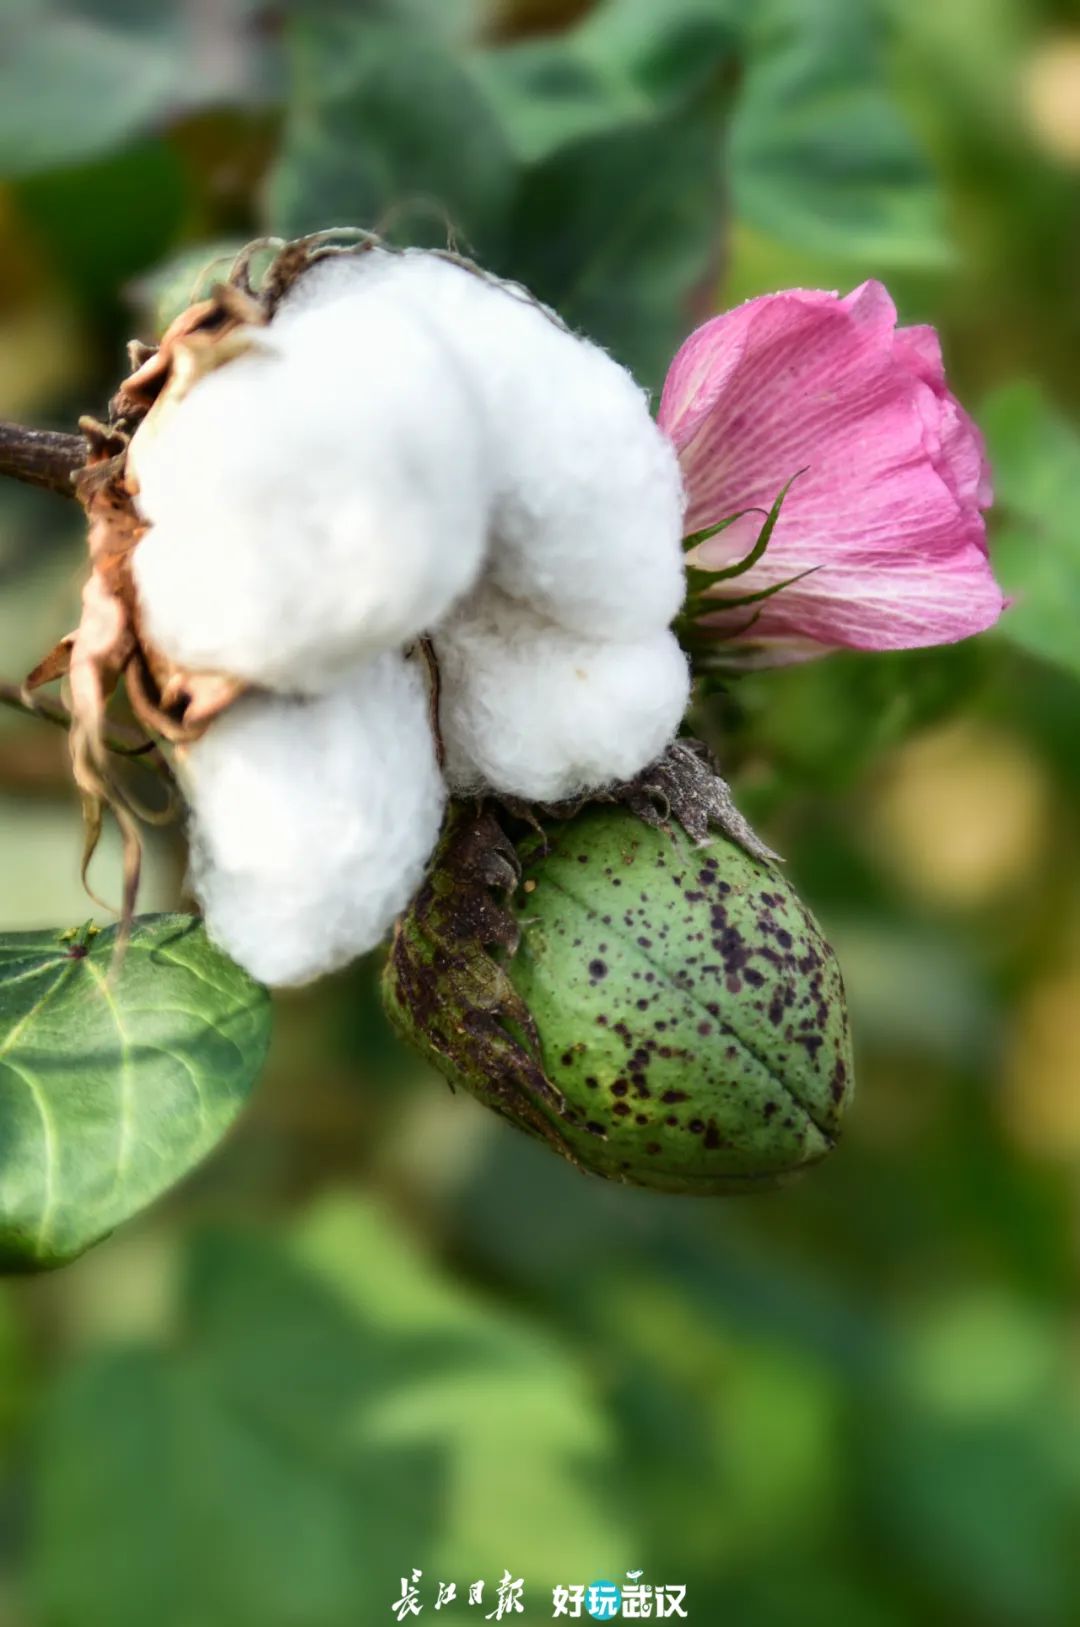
[434,585,691,802]
[130,293,489,692]
[178,652,445,986]
[282,249,688,642]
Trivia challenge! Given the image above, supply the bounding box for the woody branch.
[0,420,84,499]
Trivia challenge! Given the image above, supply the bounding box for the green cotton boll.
[382,801,853,1195]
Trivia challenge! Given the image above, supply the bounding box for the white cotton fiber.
[280,250,688,641]
[130,291,488,693]
[433,585,690,802]
[177,651,445,986]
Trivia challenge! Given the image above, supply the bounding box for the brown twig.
[0,420,84,498]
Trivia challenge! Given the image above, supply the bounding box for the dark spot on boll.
[586,1121,607,1136]
[688,1119,705,1134]
[588,959,607,980]
[645,1142,662,1155]
[611,1079,628,1096]
[613,1101,631,1117]
[762,1101,777,1120]
[704,1123,721,1149]
[635,1113,649,1126]
[697,1021,713,1036]
[662,1088,689,1103]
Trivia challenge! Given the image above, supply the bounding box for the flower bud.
[382,788,853,1194]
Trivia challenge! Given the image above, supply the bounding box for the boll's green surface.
[383,800,853,1194]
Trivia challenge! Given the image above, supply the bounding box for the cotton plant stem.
[0,420,84,498]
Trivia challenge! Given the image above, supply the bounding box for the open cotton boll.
[433,586,691,802]
[178,652,445,986]
[281,250,687,641]
[131,292,488,693]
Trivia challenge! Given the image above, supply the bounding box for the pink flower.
[659,280,1004,661]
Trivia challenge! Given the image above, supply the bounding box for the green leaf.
[267,14,516,257]
[0,914,270,1269]
[730,0,949,266]
[981,382,1080,681]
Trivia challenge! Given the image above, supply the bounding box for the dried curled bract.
[24,288,266,918]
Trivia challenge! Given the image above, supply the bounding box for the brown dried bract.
[23,280,273,933]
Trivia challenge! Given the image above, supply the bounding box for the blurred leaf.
[982,381,1080,681]
[15,140,188,315]
[715,643,989,798]
[469,37,648,163]
[0,915,270,1269]
[863,1409,1077,1622]
[507,86,728,390]
[730,0,949,266]
[0,7,183,178]
[829,923,998,1071]
[31,1197,623,1624]
[268,14,516,256]
[574,0,737,106]
[470,0,736,163]
[33,1342,440,1627]
[290,1196,627,1580]
[0,2,270,181]
[127,238,250,335]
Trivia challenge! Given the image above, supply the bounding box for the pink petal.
[662,282,1004,660]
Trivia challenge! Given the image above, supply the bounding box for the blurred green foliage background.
[1,0,1080,1622]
